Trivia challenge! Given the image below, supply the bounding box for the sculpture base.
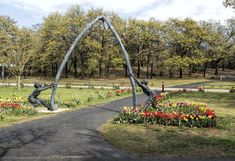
[49,104,58,111]
[37,107,68,113]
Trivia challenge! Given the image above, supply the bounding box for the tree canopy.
[0,5,235,89]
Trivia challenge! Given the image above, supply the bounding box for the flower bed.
[0,102,22,109]
[0,97,37,117]
[113,91,216,128]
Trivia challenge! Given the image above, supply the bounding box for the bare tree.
[0,23,35,90]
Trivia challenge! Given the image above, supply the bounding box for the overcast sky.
[0,0,234,27]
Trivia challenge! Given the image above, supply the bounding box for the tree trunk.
[146,54,150,78]
[99,59,102,78]
[137,58,140,78]
[222,59,225,71]
[43,66,47,77]
[150,62,153,79]
[27,68,31,76]
[188,65,192,76]
[51,63,54,77]
[55,63,58,75]
[169,69,173,79]
[106,57,111,78]
[74,56,78,78]
[17,75,21,91]
[123,64,127,77]
[228,58,232,69]
[214,60,220,75]
[1,66,4,79]
[179,67,183,78]
[65,62,68,78]
[203,62,208,77]
[192,66,196,73]
[68,60,73,73]
[23,69,27,79]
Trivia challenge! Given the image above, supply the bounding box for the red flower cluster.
[106,88,131,98]
[155,95,163,101]
[205,109,216,117]
[114,90,217,128]
[114,88,131,96]
[0,102,21,109]
[144,111,183,120]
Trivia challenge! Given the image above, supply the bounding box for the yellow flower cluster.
[199,115,206,119]
[190,102,207,107]
[122,106,133,113]
[122,106,140,114]
[0,97,27,103]
[198,106,207,113]
[12,97,27,102]
[160,92,168,97]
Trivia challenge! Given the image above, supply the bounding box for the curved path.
[0,93,233,161]
[171,80,216,89]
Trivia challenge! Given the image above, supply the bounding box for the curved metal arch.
[49,15,137,110]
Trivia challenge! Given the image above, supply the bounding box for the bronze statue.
[29,16,137,111]
[28,82,54,110]
[49,16,137,110]
[131,76,157,111]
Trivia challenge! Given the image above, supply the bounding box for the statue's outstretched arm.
[38,84,54,92]
[130,75,142,87]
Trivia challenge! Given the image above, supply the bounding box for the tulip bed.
[0,87,138,126]
[0,97,37,118]
[113,91,217,128]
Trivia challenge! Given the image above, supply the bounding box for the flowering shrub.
[113,91,217,128]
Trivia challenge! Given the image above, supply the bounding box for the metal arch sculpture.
[49,15,137,111]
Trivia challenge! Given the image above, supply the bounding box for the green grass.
[204,81,235,89]
[1,77,210,88]
[0,86,131,106]
[100,92,235,158]
[0,113,52,127]
[0,87,135,126]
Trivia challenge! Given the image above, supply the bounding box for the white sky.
[0,0,234,27]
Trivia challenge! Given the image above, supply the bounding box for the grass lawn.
[0,86,133,105]
[204,81,235,89]
[0,86,135,127]
[1,77,211,88]
[100,92,235,158]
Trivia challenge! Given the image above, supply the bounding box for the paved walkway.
[171,81,213,88]
[0,94,233,161]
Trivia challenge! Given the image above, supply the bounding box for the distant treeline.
[1,5,235,82]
